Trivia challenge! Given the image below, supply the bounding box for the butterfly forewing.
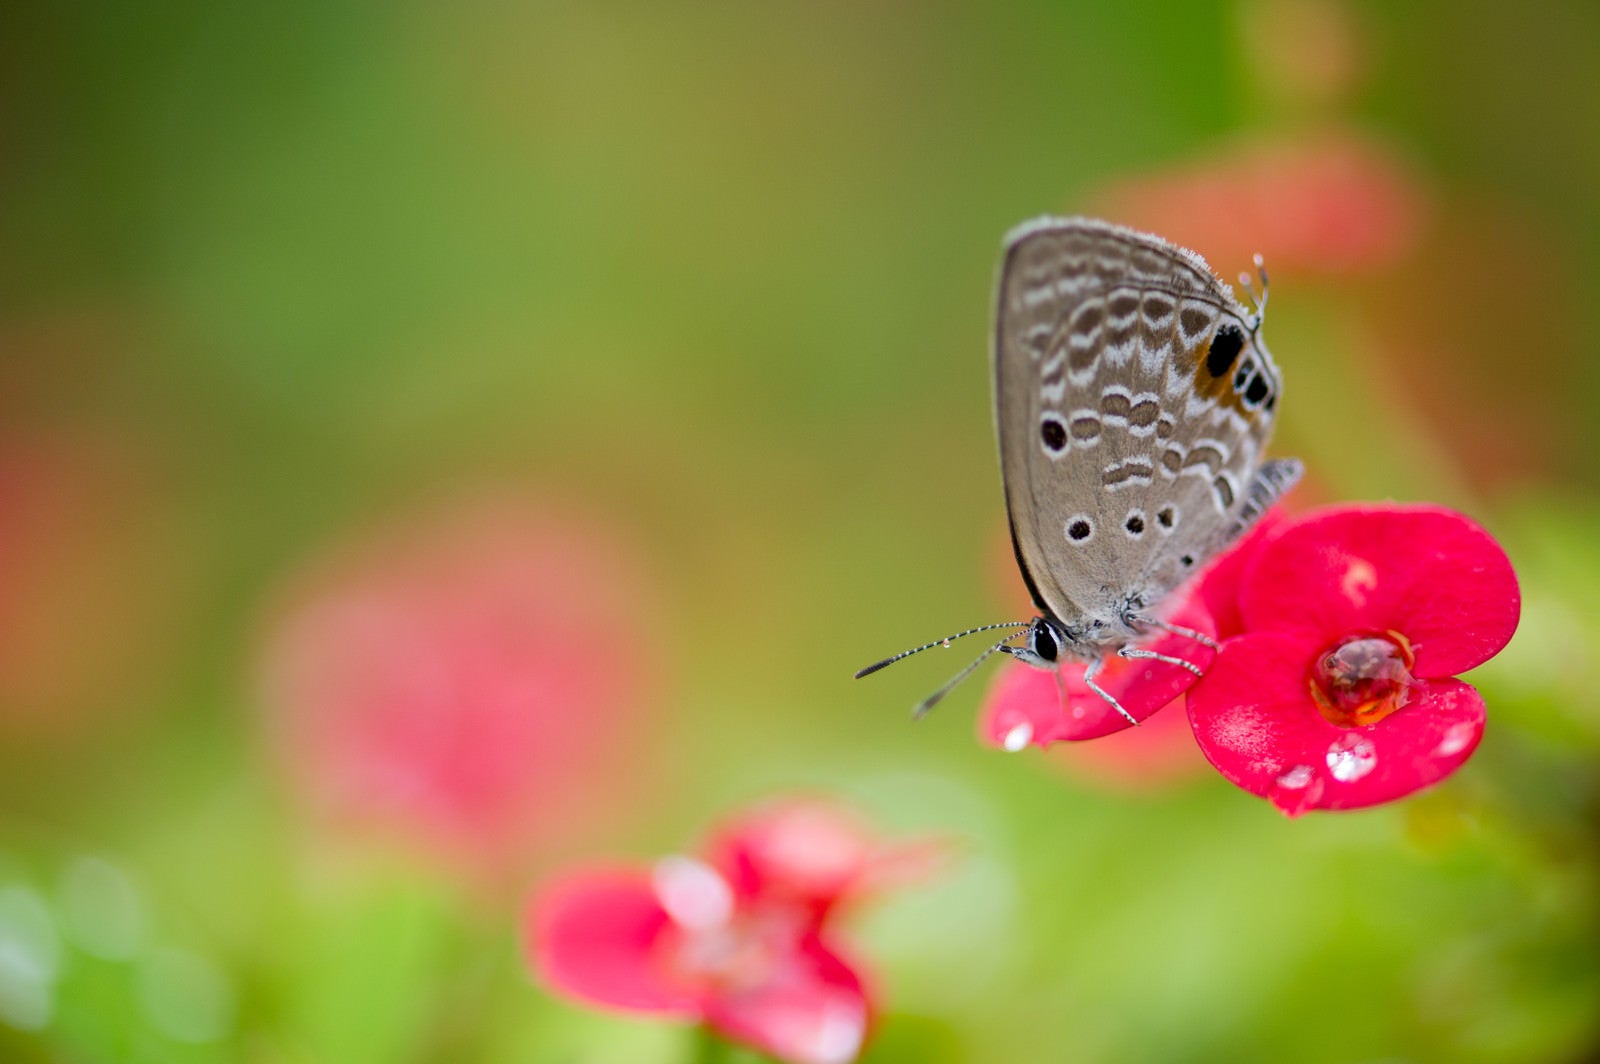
[994,217,1297,646]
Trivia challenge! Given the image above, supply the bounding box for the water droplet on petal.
[1433,721,1476,758]
[1309,631,1417,727]
[652,856,733,931]
[1275,764,1314,790]
[1002,721,1033,752]
[1326,732,1377,782]
[1267,765,1324,817]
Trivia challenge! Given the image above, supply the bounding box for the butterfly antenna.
[854,621,1030,679]
[911,635,1022,721]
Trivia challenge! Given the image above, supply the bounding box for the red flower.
[527,800,931,1064]
[1186,505,1519,815]
[258,497,657,878]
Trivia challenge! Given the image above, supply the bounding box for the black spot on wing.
[1207,325,1244,378]
[1041,416,1067,452]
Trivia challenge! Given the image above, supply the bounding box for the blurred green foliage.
[2,1,1598,1062]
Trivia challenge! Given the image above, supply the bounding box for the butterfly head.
[1001,616,1072,671]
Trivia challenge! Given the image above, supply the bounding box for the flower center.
[661,903,809,994]
[1308,630,1417,727]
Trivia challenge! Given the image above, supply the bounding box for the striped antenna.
[910,636,1023,720]
[853,621,1031,680]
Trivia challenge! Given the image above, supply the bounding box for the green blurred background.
[3,1,1598,1061]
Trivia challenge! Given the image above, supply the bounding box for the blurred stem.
[692,1024,734,1064]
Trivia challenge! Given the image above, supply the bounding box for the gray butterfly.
[859,217,1302,720]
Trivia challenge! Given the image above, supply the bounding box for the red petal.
[1042,695,1208,791]
[1190,507,1291,641]
[1239,505,1519,677]
[976,590,1216,744]
[1188,633,1487,815]
[702,935,872,1064]
[524,866,700,1016]
[705,801,879,917]
[977,661,1077,751]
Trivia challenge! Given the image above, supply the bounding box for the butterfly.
[858,217,1302,721]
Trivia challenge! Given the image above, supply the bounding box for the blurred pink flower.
[527,798,934,1064]
[1095,132,1426,277]
[700,800,943,922]
[259,497,658,877]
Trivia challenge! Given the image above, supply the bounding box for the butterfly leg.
[1128,615,1219,649]
[1082,656,1139,726]
[1117,645,1204,676]
[1052,664,1070,714]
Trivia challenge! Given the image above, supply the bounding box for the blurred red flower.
[1095,132,1426,278]
[258,497,657,877]
[527,799,935,1064]
[1186,505,1519,815]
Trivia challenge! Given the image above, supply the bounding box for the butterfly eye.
[1030,623,1059,662]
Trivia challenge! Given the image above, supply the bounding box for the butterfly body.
[995,217,1301,670]
[857,216,1300,721]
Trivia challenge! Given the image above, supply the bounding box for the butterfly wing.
[993,217,1301,641]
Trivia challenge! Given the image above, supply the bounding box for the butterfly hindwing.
[993,217,1299,644]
